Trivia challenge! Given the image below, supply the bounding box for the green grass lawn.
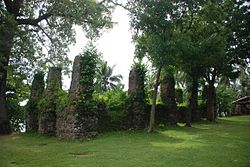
[1,116,250,167]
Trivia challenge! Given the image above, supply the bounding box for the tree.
[6,66,30,132]
[0,0,115,134]
[95,61,123,92]
[128,0,180,132]
[197,0,249,121]
[173,0,206,125]
[216,84,237,117]
[174,0,249,122]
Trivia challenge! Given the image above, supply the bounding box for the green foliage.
[37,69,61,113]
[37,90,70,114]
[129,0,181,69]
[239,66,250,96]
[216,84,238,116]
[55,90,71,113]
[7,66,30,102]
[177,102,188,108]
[95,88,128,113]
[1,0,115,73]
[6,97,25,132]
[76,45,100,115]
[95,87,128,130]
[6,67,30,132]
[37,96,53,113]
[128,0,249,122]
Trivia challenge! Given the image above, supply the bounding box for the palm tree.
[96,61,123,92]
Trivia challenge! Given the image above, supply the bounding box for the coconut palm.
[96,61,123,92]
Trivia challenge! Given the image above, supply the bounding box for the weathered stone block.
[160,73,178,125]
[26,72,44,132]
[39,67,62,136]
[56,55,98,139]
[128,67,146,130]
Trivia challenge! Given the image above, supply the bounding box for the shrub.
[216,85,237,116]
[94,87,128,130]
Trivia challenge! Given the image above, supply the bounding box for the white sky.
[64,5,134,90]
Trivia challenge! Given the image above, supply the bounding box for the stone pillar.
[69,56,81,99]
[56,55,98,139]
[26,72,45,132]
[128,67,146,130]
[39,67,62,136]
[160,73,178,125]
[128,68,137,93]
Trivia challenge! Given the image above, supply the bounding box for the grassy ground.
[0,116,250,167]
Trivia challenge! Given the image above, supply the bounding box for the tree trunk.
[0,61,11,134]
[207,80,215,121]
[0,14,16,134]
[0,39,15,134]
[148,67,161,133]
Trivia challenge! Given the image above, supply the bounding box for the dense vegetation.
[0,116,250,167]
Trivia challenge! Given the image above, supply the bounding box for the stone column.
[69,56,81,99]
[39,67,62,136]
[128,68,137,93]
[128,67,146,130]
[56,55,98,139]
[26,72,45,132]
[160,73,178,125]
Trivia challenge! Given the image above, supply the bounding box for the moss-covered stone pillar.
[57,54,98,139]
[128,65,146,130]
[39,67,62,136]
[26,72,45,132]
[160,73,178,125]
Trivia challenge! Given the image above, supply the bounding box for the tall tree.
[175,0,249,121]
[198,0,249,121]
[0,0,115,134]
[173,0,206,125]
[128,0,180,132]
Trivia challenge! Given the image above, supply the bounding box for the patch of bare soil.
[69,151,95,158]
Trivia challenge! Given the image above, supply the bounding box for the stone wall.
[26,72,45,132]
[39,67,62,136]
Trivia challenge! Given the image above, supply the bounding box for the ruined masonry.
[26,72,45,132]
[56,56,98,139]
[160,73,178,125]
[39,67,62,136]
[128,67,146,130]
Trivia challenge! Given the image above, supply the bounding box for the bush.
[94,88,128,130]
[55,90,72,112]
[6,96,25,132]
[216,85,237,116]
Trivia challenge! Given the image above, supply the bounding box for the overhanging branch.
[36,24,54,43]
[16,13,52,26]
